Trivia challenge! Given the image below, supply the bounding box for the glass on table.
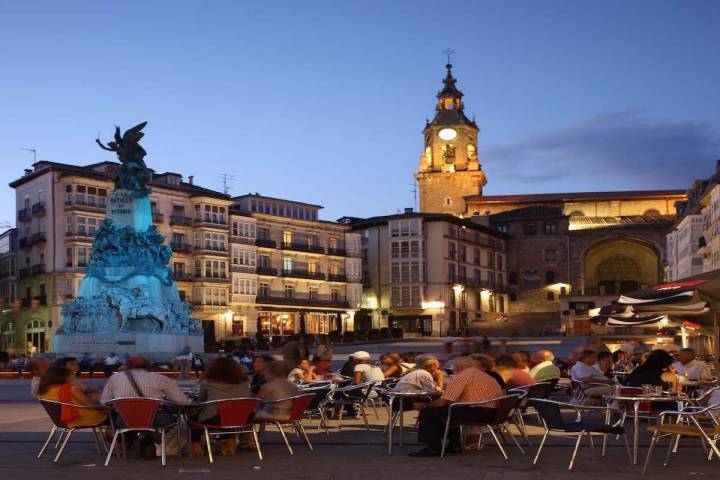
[653,385,663,396]
[641,384,652,396]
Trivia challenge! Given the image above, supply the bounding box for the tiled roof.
[569,215,674,231]
[466,190,686,203]
[490,206,564,221]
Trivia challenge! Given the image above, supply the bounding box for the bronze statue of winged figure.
[97,122,153,195]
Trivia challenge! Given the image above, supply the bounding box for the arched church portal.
[584,239,659,295]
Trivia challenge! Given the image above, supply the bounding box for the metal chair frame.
[37,399,110,463]
[440,392,527,459]
[324,381,376,430]
[530,398,632,471]
[254,394,316,455]
[188,397,261,463]
[297,385,333,433]
[103,397,172,467]
[642,403,720,475]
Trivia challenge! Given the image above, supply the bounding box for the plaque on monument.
[53,123,203,360]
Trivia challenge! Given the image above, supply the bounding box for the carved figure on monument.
[96,122,153,196]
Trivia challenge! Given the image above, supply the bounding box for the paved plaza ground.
[1,341,717,479]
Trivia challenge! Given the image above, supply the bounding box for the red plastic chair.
[189,398,260,463]
[105,398,168,466]
[254,394,316,455]
[37,399,109,463]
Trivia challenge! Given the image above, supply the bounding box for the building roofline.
[344,212,510,239]
[465,189,687,204]
[233,193,324,210]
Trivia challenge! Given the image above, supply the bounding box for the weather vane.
[443,48,455,64]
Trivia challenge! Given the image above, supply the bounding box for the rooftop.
[466,189,686,204]
[342,211,509,239]
[568,214,675,232]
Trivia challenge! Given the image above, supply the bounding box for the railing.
[327,247,347,256]
[328,273,347,282]
[32,202,46,216]
[152,212,164,223]
[193,216,228,227]
[31,232,46,244]
[282,269,326,280]
[256,266,278,276]
[230,236,257,245]
[231,264,256,274]
[281,242,325,254]
[170,242,193,253]
[31,264,45,275]
[255,238,277,248]
[192,274,229,283]
[169,215,192,226]
[255,292,349,308]
[18,237,31,249]
[65,230,94,239]
[17,209,31,222]
[172,272,193,281]
[192,244,229,253]
[65,199,107,211]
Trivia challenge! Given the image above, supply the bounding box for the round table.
[603,393,688,465]
[378,389,436,455]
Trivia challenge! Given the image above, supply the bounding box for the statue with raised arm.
[97,122,153,195]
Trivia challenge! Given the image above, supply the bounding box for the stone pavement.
[1,379,717,480]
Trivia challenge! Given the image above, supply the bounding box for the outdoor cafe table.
[379,389,435,455]
[603,392,687,465]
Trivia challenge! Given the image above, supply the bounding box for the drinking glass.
[642,384,652,396]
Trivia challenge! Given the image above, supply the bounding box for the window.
[202,260,227,278]
[448,263,456,282]
[283,230,293,246]
[496,254,503,270]
[473,248,481,265]
[391,260,422,282]
[331,287,341,302]
[283,256,293,272]
[486,251,494,268]
[232,249,255,266]
[459,245,467,262]
[390,285,422,307]
[258,282,270,297]
[544,222,557,234]
[546,291,555,301]
[448,242,456,260]
[308,286,318,300]
[258,255,270,269]
[389,220,421,237]
[284,284,294,298]
[66,247,73,268]
[523,222,537,235]
[495,224,508,233]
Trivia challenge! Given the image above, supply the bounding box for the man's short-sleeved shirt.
[442,367,503,407]
[394,369,437,393]
[570,362,606,382]
[673,359,711,380]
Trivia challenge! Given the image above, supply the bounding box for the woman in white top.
[287,359,318,383]
[352,351,384,385]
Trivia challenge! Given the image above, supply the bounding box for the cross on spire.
[442,48,455,65]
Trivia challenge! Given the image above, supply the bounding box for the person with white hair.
[352,351,384,385]
[530,350,560,382]
[394,355,444,393]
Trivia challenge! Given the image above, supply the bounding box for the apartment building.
[0,228,17,352]
[232,194,363,338]
[667,161,720,282]
[344,210,508,336]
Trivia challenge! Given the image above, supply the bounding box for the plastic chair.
[254,394,316,455]
[440,392,527,459]
[189,397,261,463]
[529,398,631,471]
[104,398,169,466]
[38,399,109,463]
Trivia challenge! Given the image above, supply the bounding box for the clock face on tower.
[438,128,457,141]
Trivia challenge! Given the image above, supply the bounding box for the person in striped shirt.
[409,356,503,457]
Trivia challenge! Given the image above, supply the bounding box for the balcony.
[192,244,229,255]
[230,293,256,304]
[170,242,193,254]
[31,264,45,275]
[18,268,30,279]
[172,272,193,282]
[256,266,278,276]
[66,230,94,240]
[65,198,106,212]
[230,236,257,245]
[281,242,325,254]
[231,264,256,274]
[328,273,348,283]
[282,269,326,280]
[152,212,165,223]
[19,237,31,249]
[17,208,31,222]
[192,274,230,283]
[255,238,277,249]
[32,202,46,216]
[193,216,228,228]
[327,248,347,257]
[31,232,46,245]
[170,215,192,226]
[255,291,349,309]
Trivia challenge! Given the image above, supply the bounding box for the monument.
[52,122,203,360]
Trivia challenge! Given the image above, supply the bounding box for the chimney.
[404,207,413,214]
[24,169,32,176]
[188,175,194,185]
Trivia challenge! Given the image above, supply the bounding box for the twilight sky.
[1,1,719,224]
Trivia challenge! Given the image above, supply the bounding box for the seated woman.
[37,366,108,428]
[381,353,405,379]
[470,353,507,389]
[191,357,251,457]
[288,359,318,384]
[352,351,385,385]
[494,354,536,389]
[255,361,300,421]
[626,349,678,390]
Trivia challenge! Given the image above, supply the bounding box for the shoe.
[408,447,442,457]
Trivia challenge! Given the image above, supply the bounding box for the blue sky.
[1,1,719,224]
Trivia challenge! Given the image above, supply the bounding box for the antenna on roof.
[21,148,37,164]
[409,177,418,211]
[218,173,235,195]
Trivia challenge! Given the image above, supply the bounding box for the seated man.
[409,356,503,457]
[529,350,560,382]
[100,356,189,459]
[672,348,711,381]
[392,355,443,410]
[570,350,614,403]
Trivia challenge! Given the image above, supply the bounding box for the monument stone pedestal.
[52,333,204,363]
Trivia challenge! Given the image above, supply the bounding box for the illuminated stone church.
[416,63,686,334]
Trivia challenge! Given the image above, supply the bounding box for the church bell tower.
[416,62,487,216]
